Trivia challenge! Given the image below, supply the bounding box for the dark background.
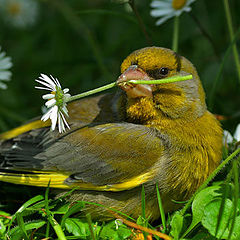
[0,0,240,133]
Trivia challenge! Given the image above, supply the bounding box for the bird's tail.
[0,170,71,189]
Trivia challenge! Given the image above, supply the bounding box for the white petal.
[175,9,185,16]
[0,71,11,80]
[41,108,53,121]
[233,124,240,142]
[45,98,56,108]
[150,8,173,17]
[42,93,55,100]
[58,112,66,133]
[50,106,58,130]
[0,82,7,89]
[59,111,70,131]
[35,86,53,91]
[182,6,191,12]
[63,88,69,93]
[39,74,57,90]
[0,56,12,69]
[151,0,171,8]
[57,113,62,133]
[51,75,61,88]
[155,13,174,25]
[223,130,233,144]
[35,79,54,91]
[64,93,71,101]
[62,105,69,116]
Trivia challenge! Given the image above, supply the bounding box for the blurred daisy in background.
[0,46,12,90]
[150,0,196,25]
[0,0,39,28]
[223,124,240,145]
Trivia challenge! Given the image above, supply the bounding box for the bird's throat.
[126,97,159,123]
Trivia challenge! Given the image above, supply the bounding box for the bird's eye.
[146,67,170,79]
[159,67,169,76]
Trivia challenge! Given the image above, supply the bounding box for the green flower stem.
[67,82,117,103]
[66,74,192,103]
[172,16,179,52]
[180,147,240,216]
[223,0,240,83]
[129,74,192,84]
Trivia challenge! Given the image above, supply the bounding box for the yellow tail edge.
[0,119,51,140]
[0,171,71,189]
[0,170,155,192]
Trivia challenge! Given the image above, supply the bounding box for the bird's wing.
[0,122,164,192]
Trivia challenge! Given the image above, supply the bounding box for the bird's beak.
[117,65,153,98]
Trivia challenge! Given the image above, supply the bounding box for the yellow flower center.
[172,0,187,10]
[7,2,21,16]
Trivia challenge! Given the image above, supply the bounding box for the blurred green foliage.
[0,0,239,132]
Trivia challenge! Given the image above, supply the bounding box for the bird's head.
[117,47,207,124]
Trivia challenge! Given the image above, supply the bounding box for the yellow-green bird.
[0,47,222,221]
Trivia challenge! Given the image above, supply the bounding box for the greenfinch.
[0,47,223,221]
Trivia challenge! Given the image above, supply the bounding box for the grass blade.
[228,157,239,239]
[156,183,166,232]
[86,213,96,240]
[141,184,146,220]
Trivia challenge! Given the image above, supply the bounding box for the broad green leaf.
[117,225,132,239]
[65,218,93,238]
[170,211,184,240]
[202,198,240,239]
[182,185,222,237]
[99,221,131,240]
[192,186,223,224]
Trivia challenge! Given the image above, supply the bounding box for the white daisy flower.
[0,0,39,28]
[150,0,196,26]
[35,74,71,133]
[223,124,240,145]
[0,46,12,90]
